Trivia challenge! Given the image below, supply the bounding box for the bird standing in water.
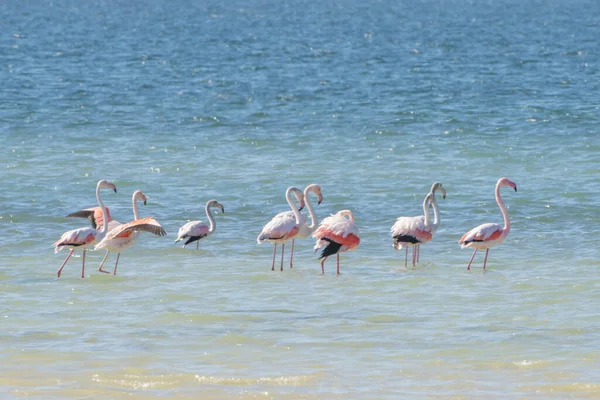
[313,209,360,275]
[458,177,517,270]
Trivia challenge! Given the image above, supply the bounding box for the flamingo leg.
[320,257,326,275]
[271,244,277,271]
[113,253,121,275]
[466,249,478,270]
[98,251,111,274]
[280,244,285,271]
[404,247,408,267]
[482,248,489,270]
[56,249,75,278]
[416,245,420,263]
[196,241,199,250]
[336,253,340,275]
[412,246,416,266]
[289,239,295,269]
[81,250,86,278]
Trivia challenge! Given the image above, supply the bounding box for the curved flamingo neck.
[132,194,141,220]
[496,182,511,234]
[205,202,217,234]
[286,188,302,224]
[430,195,440,232]
[422,196,432,228]
[96,182,109,234]
[304,186,319,230]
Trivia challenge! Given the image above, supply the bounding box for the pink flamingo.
[257,187,305,271]
[94,190,167,275]
[287,184,323,268]
[458,177,517,270]
[313,210,360,275]
[53,180,117,278]
[175,200,225,249]
[391,182,446,266]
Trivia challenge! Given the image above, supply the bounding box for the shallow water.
[2,0,600,398]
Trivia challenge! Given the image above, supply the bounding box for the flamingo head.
[306,184,323,205]
[430,182,446,199]
[98,180,117,193]
[290,187,305,211]
[207,199,225,213]
[498,177,517,192]
[335,209,355,222]
[133,190,147,205]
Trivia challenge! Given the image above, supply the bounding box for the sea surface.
[1,0,600,398]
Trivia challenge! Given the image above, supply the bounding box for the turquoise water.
[2,0,600,398]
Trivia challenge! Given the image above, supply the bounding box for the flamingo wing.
[107,217,167,239]
[66,206,113,231]
[257,213,300,243]
[458,223,502,246]
[53,227,97,252]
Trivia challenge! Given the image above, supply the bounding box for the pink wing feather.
[106,217,166,239]
[66,206,113,231]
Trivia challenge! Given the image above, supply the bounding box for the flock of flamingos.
[53,177,517,278]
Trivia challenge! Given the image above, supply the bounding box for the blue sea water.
[1,0,600,398]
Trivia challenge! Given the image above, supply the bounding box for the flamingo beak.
[514,185,518,192]
[441,188,447,199]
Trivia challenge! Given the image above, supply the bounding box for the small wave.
[194,374,313,386]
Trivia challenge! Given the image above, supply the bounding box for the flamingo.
[257,187,305,271]
[175,200,225,248]
[391,193,434,267]
[287,184,323,268]
[313,210,360,275]
[53,180,117,278]
[391,182,446,266]
[458,177,517,270]
[94,190,167,275]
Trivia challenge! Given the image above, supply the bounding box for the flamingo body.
[313,210,360,275]
[176,221,210,246]
[257,214,301,243]
[391,216,432,248]
[459,223,504,249]
[53,228,97,251]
